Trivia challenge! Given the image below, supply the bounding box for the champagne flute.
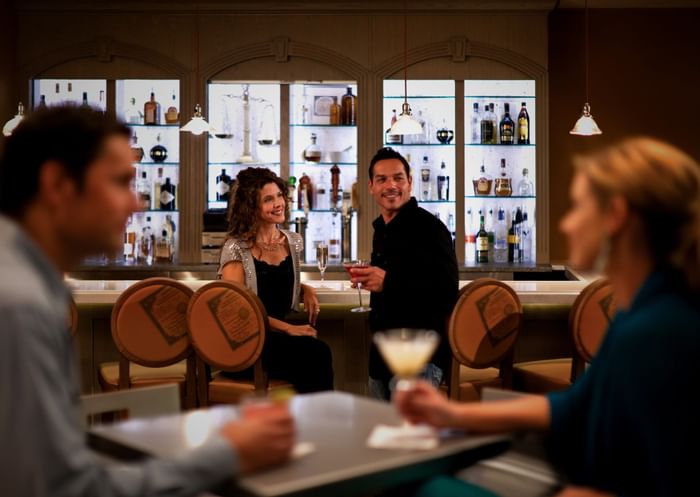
[316,243,329,286]
[343,259,371,313]
[373,329,439,425]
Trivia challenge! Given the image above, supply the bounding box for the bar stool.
[98,278,196,409]
[448,279,523,402]
[187,280,291,406]
[512,278,616,394]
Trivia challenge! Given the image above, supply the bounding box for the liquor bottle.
[298,172,314,212]
[329,97,341,125]
[216,168,232,202]
[144,91,161,125]
[136,171,151,211]
[490,103,499,144]
[155,217,174,263]
[465,208,476,263]
[480,104,494,145]
[149,134,168,163]
[386,110,402,144]
[470,102,480,144]
[494,207,508,263]
[494,158,512,197]
[499,103,515,144]
[140,216,154,265]
[447,213,456,250]
[37,95,47,109]
[517,102,530,145]
[303,133,322,162]
[152,167,163,210]
[287,176,297,213]
[476,215,489,263]
[123,216,136,260]
[165,214,176,239]
[472,160,493,196]
[517,167,534,196]
[67,82,73,94]
[125,97,142,124]
[437,161,450,201]
[130,133,144,163]
[340,86,356,125]
[507,210,520,263]
[420,156,431,201]
[351,178,360,211]
[80,92,90,109]
[328,219,341,262]
[487,208,495,263]
[514,207,523,262]
[330,164,341,209]
[521,208,532,263]
[315,172,329,210]
[164,91,179,124]
[159,177,176,211]
[55,83,60,95]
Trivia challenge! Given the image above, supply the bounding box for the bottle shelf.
[289,124,357,128]
[464,95,536,99]
[417,200,456,204]
[289,162,357,166]
[384,143,454,147]
[127,123,180,128]
[465,143,535,147]
[464,195,535,199]
[138,209,180,213]
[384,96,456,100]
[290,209,347,214]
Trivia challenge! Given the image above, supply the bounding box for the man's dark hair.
[368,147,411,181]
[0,104,131,218]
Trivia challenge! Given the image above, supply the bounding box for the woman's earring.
[593,235,611,274]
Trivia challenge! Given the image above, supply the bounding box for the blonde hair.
[575,137,700,291]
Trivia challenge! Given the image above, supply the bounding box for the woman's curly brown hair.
[227,167,288,243]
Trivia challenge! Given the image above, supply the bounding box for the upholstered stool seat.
[98,360,188,391]
[512,358,572,394]
[456,365,502,402]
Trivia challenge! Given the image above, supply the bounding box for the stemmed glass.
[316,243,329,287]
[373,329,439,394]
[343,259,372,313]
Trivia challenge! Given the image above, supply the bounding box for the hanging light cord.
[403,0,408,107]
[195,0,201,107]
[585,0,589,103]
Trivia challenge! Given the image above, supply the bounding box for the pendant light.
[570,0,602,136]
[2,102,25,137]
[390,0,422,136]
[181,1,216,136]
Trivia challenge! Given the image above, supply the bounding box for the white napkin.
[292,442,316,459]
[366,424,439,450]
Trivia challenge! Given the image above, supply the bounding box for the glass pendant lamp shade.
[180,104,216,135]
[570,103,602,136]
[391,102,423,136]
[3,102,25,137]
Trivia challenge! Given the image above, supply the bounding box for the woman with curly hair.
[218,167,333,393]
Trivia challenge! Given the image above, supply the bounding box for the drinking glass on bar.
[316,242,329,286]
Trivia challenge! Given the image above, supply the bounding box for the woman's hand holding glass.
[394,380,461,428]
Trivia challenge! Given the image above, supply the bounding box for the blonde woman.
[219,167,333,392]
[397,138,700,497]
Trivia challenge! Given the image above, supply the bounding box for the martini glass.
[374,329,439,429]
[343,260,371,312]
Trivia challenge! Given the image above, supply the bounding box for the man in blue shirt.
[0,105,294,497]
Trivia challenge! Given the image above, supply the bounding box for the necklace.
[255,230,285,252]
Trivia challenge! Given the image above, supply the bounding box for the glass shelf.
[384,143,454,147]
[464,195,535,199]
[133,162,179,166]
[289,124,357,128]
[127,124,180,128]
[465,144,535,147]
[417,200,456,204]
[465,95,536,99]
[209,162,280,166]
[289,162,356,166]
[384,95,456,100]
[139,209,179,213]
[290,209,346,214]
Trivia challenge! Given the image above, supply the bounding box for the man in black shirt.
[350,148,458,400]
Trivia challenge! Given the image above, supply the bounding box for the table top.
[89,392,510,497]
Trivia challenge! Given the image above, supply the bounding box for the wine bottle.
[476,215,489,263]
[216,168,232,202]
[517,102,530,145]
[329,97,341,125]
[437,161,450,201]
[152,167,163,210]
[480,104,494,144]
[470,102,480,144]
[507,211,520,263]
[144,91,161,125]
[159,177,176,211]
[499,103,515,144]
